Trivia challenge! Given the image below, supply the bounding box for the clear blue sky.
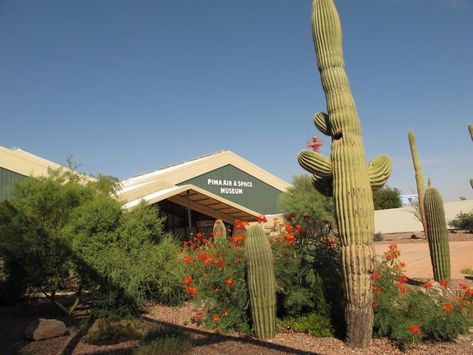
[1,0,472,202]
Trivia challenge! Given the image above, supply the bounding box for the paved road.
[374,241,473,279]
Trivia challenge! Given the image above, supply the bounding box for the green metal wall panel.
[0,167,27,201]
[178,164,283,214]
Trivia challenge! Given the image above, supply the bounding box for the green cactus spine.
[408,131,428,238]
[424,183,451,282]
[298,0,392,347]
[212,219,227,239]
[245,225,276,339]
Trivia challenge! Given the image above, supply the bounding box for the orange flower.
[466,289,473,297]
[371,271,382,280]
[183,255,193,265]
[256,215,267,224]
[459,282,469,290]
[388,244,398,251]
[216,258,225,268]
[185,286,199,297]
[398,275,408,284]
[284,224,294,233]
[232,234,244,243]
[183,275,193,285]
[424,281,433,289]
[372,301,378,309]
[235,219,249,231]
[408,325,421,336]
[194,311,203,319]
[197,252,208,261]
[398,284,408,294]
[294,225,303,233]
[196,232,203,239]
[373,286,382,295]
[212,315,221,322]
[442,303,454,313]
[439,279,449,289]
[203,256,214,266]
[225,278,234,286]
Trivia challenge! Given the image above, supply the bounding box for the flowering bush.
[373,244,473,348]
[181,224,249,333]
[269,218,343,335]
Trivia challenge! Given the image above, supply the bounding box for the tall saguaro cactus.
[408,131,428,237]
[298,0,392,347]
[245,225,276,339]
[424,182,451,282]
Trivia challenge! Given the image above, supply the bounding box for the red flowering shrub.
[181,223,249,333]
[373,243,473,348]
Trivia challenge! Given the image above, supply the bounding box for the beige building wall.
[374,200,473,234]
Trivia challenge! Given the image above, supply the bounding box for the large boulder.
[25,318,68,340]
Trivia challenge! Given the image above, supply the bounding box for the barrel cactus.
[212,219,227,239]
[408,130,428,237]
[298,0,392,347]
[245,225,276,339]
[424,182,451,282]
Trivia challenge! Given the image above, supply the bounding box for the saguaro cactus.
[408,131,428,237]
[212,219,227,238]
[298,0,392,347]
[424,182,451,282]
[245,225,276,339]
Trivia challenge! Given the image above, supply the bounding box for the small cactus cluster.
[212,219,227,238]
[298,0,391,347]
[245,225,276,339]
[424,180,451,282]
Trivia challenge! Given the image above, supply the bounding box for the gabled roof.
[119,150,290,200]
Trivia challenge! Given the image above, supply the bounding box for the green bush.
[374,232,384,241]
[449,211,473,232]
[134,325,193,355]
[280,312,333,337]
[84,318,143,345]
[373,244,473,349]
[0,167,185,316]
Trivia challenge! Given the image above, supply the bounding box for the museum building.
[0,146,290,239]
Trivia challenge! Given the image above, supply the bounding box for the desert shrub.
[0,167,185,316]
[134,324,193,355]
[84,318,143,345]
[374,232,384,241]
[278,175,333,239]
[449,211,473,232]
[68,200,184,316]
[181,223,249,333]
[280,312,333,337]
[461,266,473,275]
[373,186,402,210]
[269,217,344,335]
[373,244,473,349]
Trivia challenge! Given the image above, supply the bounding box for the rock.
[25,318,68,340]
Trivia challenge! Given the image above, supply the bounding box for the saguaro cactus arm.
[368,155,392,191]
[314,112,332,136]
[297,150,333,178]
